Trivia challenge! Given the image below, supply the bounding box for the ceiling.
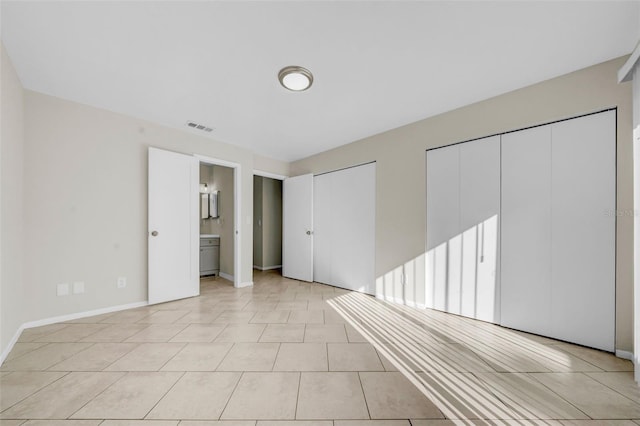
[2,1,639,162]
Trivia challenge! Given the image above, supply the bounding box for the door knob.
[306,230,313,235]
[151,231,159,237]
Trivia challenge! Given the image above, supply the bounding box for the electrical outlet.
[57,283,70,296]
[117,277,127,289]
[72,281,85,294]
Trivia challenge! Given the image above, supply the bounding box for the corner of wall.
[0,42,26,359]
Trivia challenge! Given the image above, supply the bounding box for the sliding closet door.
[426,145,460,312]
[426,136,500,322]
[314,163,376,294]
[501,125,553,336]
[501,110,615,350]
[459,136,501,323]
[551,111,615,351]
[313,172,332,286]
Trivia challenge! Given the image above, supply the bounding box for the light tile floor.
[0,269,638,425]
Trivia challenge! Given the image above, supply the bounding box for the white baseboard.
[237,281,254,288]
[253,265,282,271]
[219,272,234,282]
[615,349,634,361]
[376,293,426,309]
[0,301,147,365]
[1,325,25,366]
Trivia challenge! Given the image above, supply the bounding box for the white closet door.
[426,136,500,323]
[459,136,501,323]
[313,172,333,286]
[551,111,615,351]
[426,145,460,312]
[501,125,553,336]
[313,163,376,294]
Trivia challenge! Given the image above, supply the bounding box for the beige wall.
[291,57,635,352]
[19,90,287,326]
[254,154,289,178]
[0,43,25,355]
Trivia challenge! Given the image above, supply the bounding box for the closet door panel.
[551,111,616,351]
[313,163,376,295]
[426,145,460,311]
[460,136,501,230]
[332,163,376,294]
[313,172,333,286]
[426,146,460,250]
[460,226,478,318]
[460,136,501,323]
[501,125,553,336]
[476,214,499,323]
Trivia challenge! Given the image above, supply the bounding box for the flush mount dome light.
[278,66,313,91]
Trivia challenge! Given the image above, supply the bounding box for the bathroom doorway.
[198,157,239,288]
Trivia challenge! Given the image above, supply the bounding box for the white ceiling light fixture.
[278,66,313,91]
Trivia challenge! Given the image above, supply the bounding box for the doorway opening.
[197,155,241,289]
[253,171,285,281]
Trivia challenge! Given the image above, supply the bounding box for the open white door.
[148,147,199,304]
[283,174,313,282]
[634,124,640,383]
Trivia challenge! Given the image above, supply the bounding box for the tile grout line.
[1,342,49,365]
[0,370,73,415]
[141,370,187,420]
[326,342,330,372]
[63,370,127,420]
[94,341,141,371]
[218,369,246,420]
[294,369,303,420]
[155,342,189,371]
[525,371,594,420]
[269,342,283,371]
[1,342,53,369]
[580,371,640,409]
[356,371,373,420]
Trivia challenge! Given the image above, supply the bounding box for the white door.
[148,147,199,304]
[426,145,460,312]
[550,111,615,351]
[634,124,640,382]
[459,136,501,323]
[501,125,553,337]
[314,163,376,294]
[425,136,500,323]
[283,174,314,282]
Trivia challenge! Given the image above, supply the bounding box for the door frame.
[253,170,287,274]
[196,154,242,288]
[254,169,287,181]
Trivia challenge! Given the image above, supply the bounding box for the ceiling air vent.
[186,121,214,133]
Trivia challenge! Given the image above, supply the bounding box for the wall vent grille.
[186,121,214,132]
